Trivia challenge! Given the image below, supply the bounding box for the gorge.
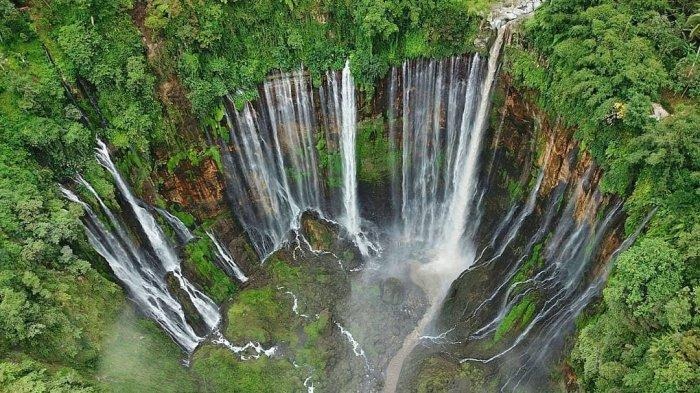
[1,0,697,392]
[61,11,633,392]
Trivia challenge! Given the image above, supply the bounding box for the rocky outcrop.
[159,157,227,220]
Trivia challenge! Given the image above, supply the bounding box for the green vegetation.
[510,243,544,285]
[0,17,126,372]
[166,146,221,174]
[0,358,94,393]
[269,257,304,287]
[215,254,337,389]
[1,0,698,390]
[315,133,343,188]
[505,0,699,389]
[96,307,197,392]
[493,293,538,343]
[30,0,170,166]
[183,236,237,304]
[225,287,294,343]
[142,0,493,116]
[357,116,397,183]
[571,238,699,392]
[303,219,336,251]
[506,177,525,203]
[411,356,492,393]
[192,345,303,393]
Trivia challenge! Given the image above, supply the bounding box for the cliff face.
[159,157,227,220]
[396,74,624,391]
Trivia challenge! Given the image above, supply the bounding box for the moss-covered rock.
[165,272,208,337]
[381,277,406,305]
[493,292,539,343]
[407,356,494,393]
[192,345,303,393]
[199,226,366,391]
[225,286,295,344]
[357,116,396,184]
[182,236,237,304]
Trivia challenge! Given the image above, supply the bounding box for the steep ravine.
[65,31,629,393]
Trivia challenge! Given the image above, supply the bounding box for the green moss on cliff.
[357,117,396,183]
[192,346,303,393]
[510,243,544,285]
[225,286,295,344]
[315,133,343,189]
[183,237,237,304]
[410,356,492,393]
[216,254,337,390]
[493,293,538,343]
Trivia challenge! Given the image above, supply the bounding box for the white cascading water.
[206,230,249,283]
[155,207,195,244]
[62,143,263,354]
[59,1,630,385]
[323,61,377,256]
[386,67,401,220]
[383,25,510,393]
[495,205,651,392]
[397,56,472,244]
[265,69,323,211]
[94,140,222,333]
[218,68,322,258]
[458,190,625,392]
[219,64,377,259]
[337,62,362,251]
[61,187,203,352]
[396,25,508,302]
[61,173,215,352]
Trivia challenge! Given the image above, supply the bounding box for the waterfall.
[56,0,623,382]
[156,207,195,244]
[218,64,378,259]
[396,55,474,244]
[499,209,654,391]
[337,62,362,250]
[61,169,219,352]
[206,231,249,283]
[94,140,221,333]
[323,61,377,256]
[383,25,510,393]
[390,25,509,300]
[218,68,322,258]
[387,67,401,222]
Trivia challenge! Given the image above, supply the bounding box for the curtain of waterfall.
[218,68,330,259]
[218,64,378,259]
[61,185,206,352]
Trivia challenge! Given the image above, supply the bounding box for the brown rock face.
[160,157,227,220]
[495,79,609,226]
